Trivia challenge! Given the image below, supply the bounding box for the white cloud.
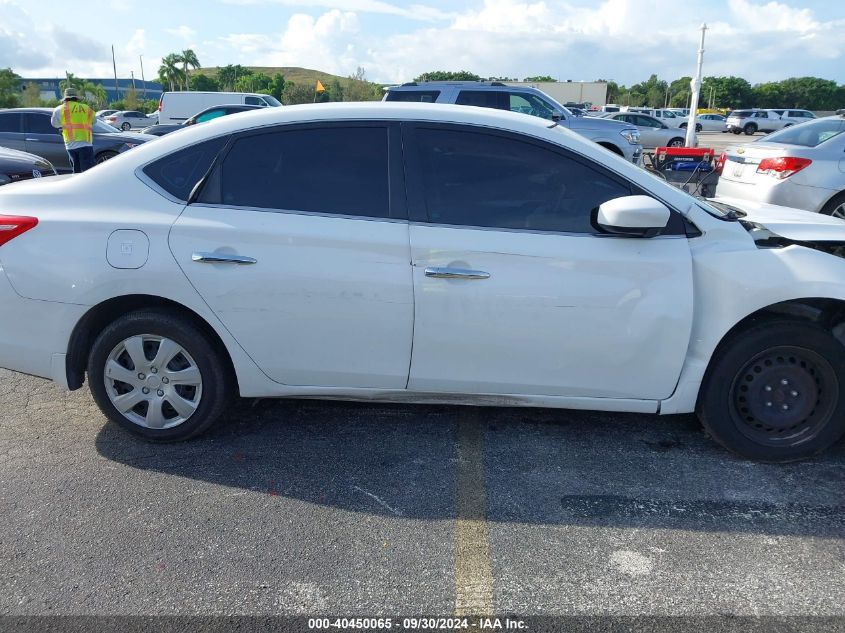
[166,25,198,40]
[221,0,456,21]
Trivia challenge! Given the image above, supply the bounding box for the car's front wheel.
[88,309,232,441]
[95,151,119,164]
[121,122,131,131]
[697,320,845,462]
[668,137,685,147]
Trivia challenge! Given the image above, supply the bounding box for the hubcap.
[103,335,203,430]
[730,346,837,447]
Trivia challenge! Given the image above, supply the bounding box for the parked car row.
[726,109,816,135]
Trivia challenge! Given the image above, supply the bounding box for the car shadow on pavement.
[95,397,845,537]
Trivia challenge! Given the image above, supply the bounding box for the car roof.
[389,81,510,88]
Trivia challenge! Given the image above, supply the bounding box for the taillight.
[0,216,38,247]
[716,151,726,174]
[756,156,812,179]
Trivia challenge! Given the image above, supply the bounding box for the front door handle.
[25,138,39,142]
[424,266,490,280]
[192,252,257,265]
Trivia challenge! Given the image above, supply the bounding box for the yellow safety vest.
[60,101,94,144]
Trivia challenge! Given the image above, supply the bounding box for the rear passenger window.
[244,97,263,105]
[0,113,22,132]
[385,91,441,103]
[203,126,390,218]
[411,127,630,234]
[142,136,228,201]
[455,91,508,110]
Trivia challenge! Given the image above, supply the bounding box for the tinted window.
[244,96,263,106]
[208,126,390,218]
[0,112,22,133]
[455,91,508,110]
[142,135,228,201]
[23,113,57,135]
[413,127,629,233]
[385,90,441,103]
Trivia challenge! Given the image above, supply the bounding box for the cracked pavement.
[1,368,844,617]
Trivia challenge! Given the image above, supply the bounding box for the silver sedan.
[716,112,845,217]
[598,113,694,149]
[103,110,158,131]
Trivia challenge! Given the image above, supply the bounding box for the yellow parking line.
[454,408,494,616]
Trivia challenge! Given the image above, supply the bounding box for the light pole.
[685,23,707,147]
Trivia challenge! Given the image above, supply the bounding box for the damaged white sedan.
[1,102,845,462]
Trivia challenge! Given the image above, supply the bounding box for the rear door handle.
[424,267,490,280]
[192,252,257,265]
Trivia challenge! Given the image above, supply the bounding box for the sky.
[1,0,843,86]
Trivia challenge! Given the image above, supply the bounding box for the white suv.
[727,109,816,135]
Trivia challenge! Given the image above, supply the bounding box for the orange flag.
[315,80,326,93]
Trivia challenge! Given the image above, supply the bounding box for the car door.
[402,123,693,400]
[23,112,69,171]
[0,112,26,154]
[168,122,414,389]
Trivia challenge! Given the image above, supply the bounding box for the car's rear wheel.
[697,320,845,462]
[88,309,232,441]
[668,137,684,147]
[744,123,757,135]
[820,192,845,220]
[732,129,742,135]
[95,151,119,164]
[695,123,703,132]
[121,122,131,131]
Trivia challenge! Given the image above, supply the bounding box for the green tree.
[0,68,21,108]
[280,81,314,105]
[344,67,381,101]
[178,49,201,91]
[413,70,481,82]
[190,74,219,91]
[22,82,41,106]
[629,74,668,108]
[324,78,344,102]
[124,87,139,110]
[236,72,272,93]
[700,76,753,109]
[268,73,286,100]
[158,54,183,92]
[217,64,251,92]
[523,75,555,82]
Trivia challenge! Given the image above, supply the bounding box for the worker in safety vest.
[50,88,95,173]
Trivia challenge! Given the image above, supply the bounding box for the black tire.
[121,122,131,131]
[679,123,687,129]
[744,123,757,135]
[732,129,742,135]
[668,137,684,147]
[695,123,703,132]
[88,309,233,441]
[95,151,119,164]
[697,319,845,462]
[820,191,845,220]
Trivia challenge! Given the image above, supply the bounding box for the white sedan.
[2,103,845,461]
[679,114,728,133]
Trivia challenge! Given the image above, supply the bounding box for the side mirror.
[551,110,563,121]
[594,195,671,238]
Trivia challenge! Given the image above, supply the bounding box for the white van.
[158,91,282,125]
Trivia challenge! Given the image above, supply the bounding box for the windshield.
[263,95,282,107]
[762,117,845,147]
[93,119,121,133]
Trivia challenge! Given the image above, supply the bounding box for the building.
[20,78,164,103]
[505,81,608,107]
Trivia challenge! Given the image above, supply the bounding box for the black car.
[0,145,57,186]
[0,108,156,173]
[141,104,264,137]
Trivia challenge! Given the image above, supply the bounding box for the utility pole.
[665,85,670,108]
[131,70,136,92]
[111,45,119,102]
[685,23,707,147]
[140,55,146,99]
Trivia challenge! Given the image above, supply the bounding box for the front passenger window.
[412,127,630,234]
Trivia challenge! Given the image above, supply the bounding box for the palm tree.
[179,49,201,91]
[158,54,181,92]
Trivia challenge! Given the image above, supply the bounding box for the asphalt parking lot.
[1,367,844,621]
